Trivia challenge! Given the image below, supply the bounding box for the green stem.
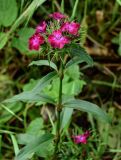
[54,61,64,157]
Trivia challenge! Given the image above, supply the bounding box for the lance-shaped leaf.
[4,72,57,104]
[60,108,73,130]
[10,134,19,156]
[29,60,58,71]
[4,92,55,104]
[70,0,79,20]
[63,99,110,123]
[32,71,57,94]
[69,44,93,66]
[15,133,54,160]
[0,32,8,49]
[65,56,88,69]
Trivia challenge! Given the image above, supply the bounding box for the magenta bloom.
[36,21,47,33]
[48,30,70,49]
[61,22,80,35]
[49,12,66,20]
[72,131,90,144]
[29,33,44,50]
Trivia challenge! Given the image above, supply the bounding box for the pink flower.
[48,30,70,49]
[49,12,67,20]
[29,33,44,50]
[61,22,80,35]
[72,130,90,144]
[36,21,47,33]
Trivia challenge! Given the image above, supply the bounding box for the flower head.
[36,21,47,33]
[72,130,90,144]
[49,12,67,20]
[61,22,80,35]
[48,30,70,49]
[29,33,44,51]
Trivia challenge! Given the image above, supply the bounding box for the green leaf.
[15,134,54,160]
[29,60,58,71]
[65,64,80,80]
[26,118,44,135]
[36,140,54,158]
[63,99,110,122]
[23,79,39,91]
[0,32,8,49]
[17,134,38,145]
[112,36,119,44]
[4,71,57,104]
[11,27,35,55]
[41,65,85,103]
[70,0,79,20]
[112,32,121,44]
[63,80,86,96]
[17,118,44,145]
[32,71,57,94]
[4,92,55,104]
[66,57,87,69]
[116,0,121,5]
[0,103,23,123]
[60,108,73,130]
[70,44,93,66]
[10,134,19,156]
[110,149,121,153]
[0,0,18,27]
[61,0,64,13]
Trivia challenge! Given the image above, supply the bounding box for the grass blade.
[10,134,19,156]
[0,104,23,122]
[61,0,64,13]
[70,0,79,20]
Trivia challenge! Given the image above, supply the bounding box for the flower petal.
[36,21,47,33]
[29,33,44,51]
[48,30,70,49]
[49,12,67,20]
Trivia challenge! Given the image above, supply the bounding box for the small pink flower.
[72,130,90,144]
[36,21,47,33]
[29,33,44,50]
[48,30,70,49]
[49,12,67,20]
[61,22,80,35]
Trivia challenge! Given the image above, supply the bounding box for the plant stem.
[54,61,64,157]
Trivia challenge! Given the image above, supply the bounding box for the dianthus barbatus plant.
[3,11,110,160]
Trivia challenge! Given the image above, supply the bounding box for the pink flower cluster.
[29,12,80,51]
[72,130,90,144]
